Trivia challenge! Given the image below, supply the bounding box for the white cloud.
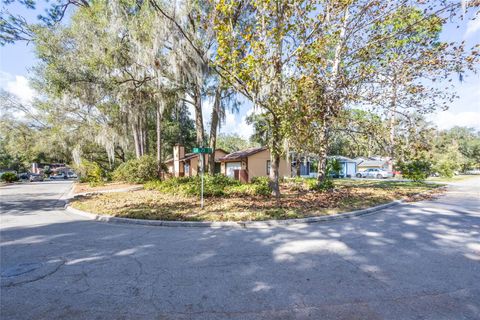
[0,71,36,105]
[464,17,480,39]
[185,96,254,139]
[223,110,237,128]
[236,116,254,139]
[220,109,254,139]
[429,110,480,130]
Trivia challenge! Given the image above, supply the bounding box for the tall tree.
[367,6,478,168]
[214,0,305,198]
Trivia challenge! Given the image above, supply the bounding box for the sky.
[1,2,479,139]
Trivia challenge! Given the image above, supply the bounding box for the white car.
[50,173,66,180]
[356,168,393,179]
[67,171,78,179]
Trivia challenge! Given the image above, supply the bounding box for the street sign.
[192,147,212,209]
[193,147,213,154]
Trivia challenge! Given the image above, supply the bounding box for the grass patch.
[73,182,141,195]
[70,179,444,222]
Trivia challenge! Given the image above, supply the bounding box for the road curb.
[65,187,443,229]
[65,198,403,229]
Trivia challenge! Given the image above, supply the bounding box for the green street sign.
[193,147,213,154]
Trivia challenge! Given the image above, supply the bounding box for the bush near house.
[432,153,462,178]
[112,155,158,183]
[145,175,272,197]
[285,176,334,192]
[226,177,272,197]
[74,159,104,185]
[308,179,335,191]
[0,172,19,183]
[397,159,432,182]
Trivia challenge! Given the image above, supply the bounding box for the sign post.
[192,147,213,209]
[200,154,204,209]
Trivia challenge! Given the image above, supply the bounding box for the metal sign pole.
[200,153,204,209]
[193,147,212,210]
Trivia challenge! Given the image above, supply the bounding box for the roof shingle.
[218,147,267,161]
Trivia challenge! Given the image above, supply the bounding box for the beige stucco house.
[218,147,290,182]
[165,145,228,177]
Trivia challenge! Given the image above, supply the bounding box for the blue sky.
[1,2,479,138]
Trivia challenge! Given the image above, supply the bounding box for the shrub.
[250,176,270,185]
[146,174,273,197]
[250,176,273,195]
[226,177,272,197]
[43,166,52,177]
[432,144,464,178]
[113,155,158,183]
[432,156,460,178]
[1,172,18,183]
[146,175,239,197]
[75,160,103,184]
[398,159,432,182]
[189,175,240,197]
[327,158,342,177]
[307,178,334,192]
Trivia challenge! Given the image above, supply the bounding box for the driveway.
[1,179,479,319]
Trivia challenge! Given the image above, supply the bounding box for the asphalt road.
[1,179,479,320]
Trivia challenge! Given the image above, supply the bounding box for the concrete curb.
[65,198,402,229]
[65,187,444,229]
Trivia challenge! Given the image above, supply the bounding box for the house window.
[266,160,271,175]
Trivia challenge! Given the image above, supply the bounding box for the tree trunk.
[193,85,205,146]
[317,149,327,183]
[143,117,149,155]
[296,153,301,177]
[316,126,329,183]
[156,103,163,178]
[316,3,349,182]
[132,123,142,159]
[270,149,281,201]
[270,115,281,201]
[208,87,221,174]
[388,78,398,171]
[115,146,125,162]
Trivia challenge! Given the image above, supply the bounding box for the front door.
[226,162,242,178]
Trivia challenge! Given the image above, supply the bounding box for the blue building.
[328,156,358,178]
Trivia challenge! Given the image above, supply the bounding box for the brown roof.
[164,148,229,164]
[218,147,268,162]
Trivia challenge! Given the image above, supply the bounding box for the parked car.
[17,172,30,180]
[29,174,44,182]
[67,171,78,179]
[356,168,393,179]
[328,172,343,178]
[50,173,67,180]
[465,169,480,175]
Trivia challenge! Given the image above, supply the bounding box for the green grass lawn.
[71,179,445,222]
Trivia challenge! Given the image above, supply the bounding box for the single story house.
[328,156,357,178]
[291,155,357,178]
[291,155,316,178]
[218,146,291,182]
[356,158,390,172]
[165,145,228,177]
